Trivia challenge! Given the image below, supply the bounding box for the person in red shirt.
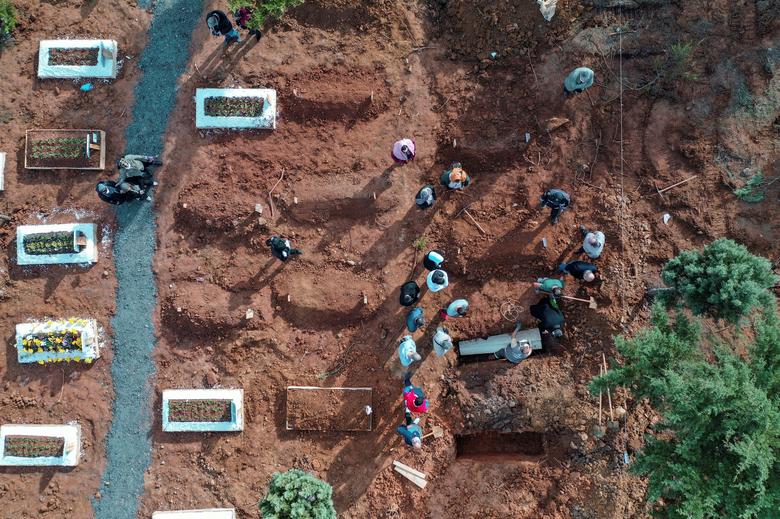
[402,372,428,414]
[234,6,262,41]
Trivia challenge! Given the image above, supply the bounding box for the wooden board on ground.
[24,129,106,170]
[393,465,427,489]
[286,386,372,432]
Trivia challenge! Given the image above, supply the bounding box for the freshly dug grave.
[286,387,372,431]
[168,399,233,423]
[4,436,65,458]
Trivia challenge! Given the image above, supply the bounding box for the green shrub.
[228,0,304,30]
[0,0,16,37]
[660,238,777,323]
[734,171,766,203]
[259,469,336,519]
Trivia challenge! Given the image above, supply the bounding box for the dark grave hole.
[456,431,545,460]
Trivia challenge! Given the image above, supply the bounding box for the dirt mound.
[435,0,584,58]
[272,267,384,328]
[162,281,248,337]
[288,0,394,32]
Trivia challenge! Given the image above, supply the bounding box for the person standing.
[423,250,445,271]
[96,181,134,205]
[440,162,471,190]
[559,260,598,282]
[234,5,262,41]
[406,307,425,333]
[415,185,436,209]
[426,269,449,293]
[441,298,469,319]
[402,372,429,414]
[398,336,421,367]
[432,326,454,356]
[206,10,240,45]
[530,296,565,337]
[534,277,564,308]
[396,410,423,450]
[564,67,595,95]
[539,188,571,224]
[391,138,416,165]
[400,281,421,307]
[265,236,302,262]
[578,226,605,259]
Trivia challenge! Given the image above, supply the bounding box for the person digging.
[265,236,302,262]
[530,296,565,338]
[494,324,533,364]
[534,277,564,308]
[397,410,423,450]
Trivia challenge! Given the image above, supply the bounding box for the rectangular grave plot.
[195,88,277,130]
[4,436,65,458]
[286,386,373,432]
[168,399,233,423]
[162,389,244,432]
[16,318,100,365]
[38,39,118,79]
[25,129,106,170]
[204,96,265,117]
[17,223,98,266]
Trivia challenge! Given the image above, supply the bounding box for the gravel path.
[93,1,203,517]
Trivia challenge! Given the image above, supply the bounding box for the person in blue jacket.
[396,410,423,449]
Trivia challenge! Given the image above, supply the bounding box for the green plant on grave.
[659,238,777,323]
[259,469,336,519]
[228,0,305,30]
[413,236,428,251]
[733,170,767,203]
[0,0,16,38]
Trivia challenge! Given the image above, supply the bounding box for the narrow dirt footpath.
[94,1,203,517]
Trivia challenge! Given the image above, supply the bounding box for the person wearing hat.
[440,162,471,190]
[494,324,533,363]
[539,188,571,224]
[432,326,454,356]
[423,250,445,271]
[400,281,421,307]
[426,269,449,293]
[391,138,416,165]
[206,10,240,45]
[398,336,421,367]
[265,236,302,262]
[559,260,598,282]
[415,185,436,209]
[530,296,565,337]
[564,67,595,95]
[402,372,428,414]
[441,298,469,319]
[406,307,425,333]
[397,410,423,450]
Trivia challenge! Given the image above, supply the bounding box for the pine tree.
[660,238,777,323]
[259,469,336,519]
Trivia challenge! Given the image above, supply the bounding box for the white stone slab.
[38,39,118,79]
[16,223,98,266]
[0,423,81,466]
[162,389,244,433]
[458,328,543,356]
[16,319,100,365]
[152,510,236,519]
[0,152,5,191]
[195,88,276,129]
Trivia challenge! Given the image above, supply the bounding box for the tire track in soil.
[93,1,204,518]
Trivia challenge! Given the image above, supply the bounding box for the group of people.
[206,6,263,46]
[96,154,161,205]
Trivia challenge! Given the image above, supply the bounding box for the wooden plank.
[394,466,427,489]
[393,460,426,479]
[458,328,542,356]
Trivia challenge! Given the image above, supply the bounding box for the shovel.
[561,295,598,309]
[422,425,444,440]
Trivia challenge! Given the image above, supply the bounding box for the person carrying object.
[494,324,533,364]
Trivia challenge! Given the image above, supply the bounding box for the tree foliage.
[259,469,336,519]
[0,0,16,37]
[660,238,777,323]
[228,0,304,30]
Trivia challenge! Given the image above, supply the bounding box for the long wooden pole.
[598,365,603,426]
[658,175,697,194]
[603,353,614,421]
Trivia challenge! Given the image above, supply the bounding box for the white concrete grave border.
[0,423,81,467]
[38,39,118,79]
[17,223,98,266]
[195,88,277,130]
[152,509,236,519]
[162,389,244,433]
[0,152,5,191]
[16,318,100,365]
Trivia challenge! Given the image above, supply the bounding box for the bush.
[228,0,304,30]
[660,238,777,323]
[0,0,16,37]
[259,469,336,519]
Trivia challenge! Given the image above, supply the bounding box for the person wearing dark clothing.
[265,236,302,262]
[539,188,571,224]
[423,250,445,271]
[400,281,421,307]
[96,154,160,205]
[530,296,565,337]
[234,6,262,40]
[415,185,436,209]
[96,181,135,205]
[206,10,239,45]
[559,260,598,281]
[396,410,423,449]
